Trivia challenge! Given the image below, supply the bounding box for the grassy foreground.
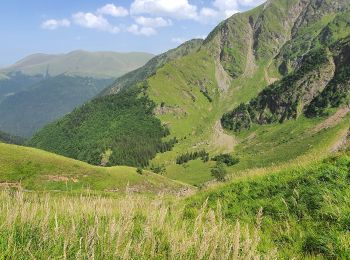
[0,191,269,259]
[0,149,349,258]
[186,152,350,258]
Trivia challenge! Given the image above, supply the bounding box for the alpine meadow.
[0,0,350,258]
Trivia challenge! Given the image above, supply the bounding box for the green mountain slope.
[222,37,350,131]
[29,41,203,167]
[0,51,154,137]
[0,142,190,193]
[30,0,350,185]
[101,39,203,95]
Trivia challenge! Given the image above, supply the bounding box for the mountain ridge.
[2,50,155,79]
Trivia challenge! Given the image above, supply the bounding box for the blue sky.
[1,0,265,66]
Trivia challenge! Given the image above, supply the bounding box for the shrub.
[176,150,209,164]
[211,162,227,182]
[302,234,339,258]
[150,164,166,175]
[212,154,239,166]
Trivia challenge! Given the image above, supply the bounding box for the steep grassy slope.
[0,75,113,137]
[1,51,154,78]
[0,143,189,193]
[144,0,350,183]
[29,0,350,185]
[186,151,350,258]
[101,39,203,95]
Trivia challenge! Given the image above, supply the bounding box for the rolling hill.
[1,50,154,79]
[29,0,350,186]
[0,142,190,194]
[0,51,154,137]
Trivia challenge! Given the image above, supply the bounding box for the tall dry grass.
[0,190,276,259]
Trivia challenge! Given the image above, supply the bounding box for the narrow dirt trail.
[312,107,350,134]
[211,120,237,153]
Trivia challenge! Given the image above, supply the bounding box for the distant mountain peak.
[1,51,155,79]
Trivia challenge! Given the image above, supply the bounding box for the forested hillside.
[0,131,24,145]
[29,84,177,167]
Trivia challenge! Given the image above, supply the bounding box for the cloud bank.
[41,1,266,35]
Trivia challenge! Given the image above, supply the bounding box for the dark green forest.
[0,131,25,145]
[29,83,176,167]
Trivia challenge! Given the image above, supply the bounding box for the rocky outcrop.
[306,37,350,116]
[221,44,342,131]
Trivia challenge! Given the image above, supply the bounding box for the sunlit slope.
[29,0,350,186]
[146,46,349,184]
[0,143,190,193]
[185,150,350,258]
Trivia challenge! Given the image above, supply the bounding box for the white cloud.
[127,16,171,36]
[130,0,198,20]
[72,12,119,33]
[127,24,157,36]
[41,19,70,30]
[97,4,129,17]
[41,0,265,36]
[129,0,261,22]
[135,16,171,28]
